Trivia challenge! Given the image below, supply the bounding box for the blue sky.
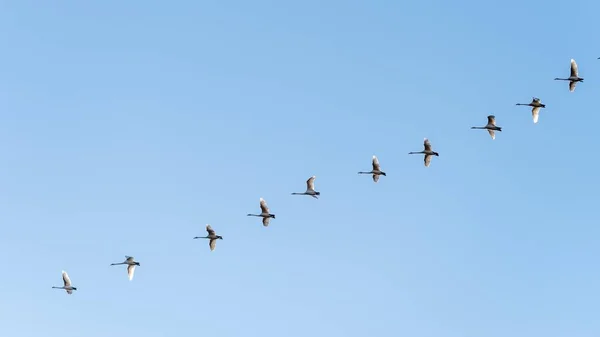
[1,1,599,336]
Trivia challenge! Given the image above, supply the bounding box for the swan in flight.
[291,176,320,199]
[110,256,140,281]
[409,138,440,167]
[52,270,77,294]
[194,224,223,251]
[471,115,502,139]
[247,197,276,226]
[554,59,583,92]
[358,155,386,183]
[516,97,546,123]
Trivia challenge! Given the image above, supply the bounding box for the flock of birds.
[50,56,595,295]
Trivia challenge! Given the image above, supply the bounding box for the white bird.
[110,256,140,281]
[516,97,546,124]
[194,224,223,251]
[554,59,583,92]
[247,197,275,226]
[358,155,386,183]
[52,270,77,294]
[409,138,440,167]
[471,115,502,139]
[291,176,320,199]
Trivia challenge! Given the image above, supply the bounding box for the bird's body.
[247,197,276,226]
[409,138,439,167]
[194,224,223,251]
[554,59,583,92]
[358,155,386,182]
[516,97,546,123]
[291,176,320,199]
[110,256,140,281]
[52,270,77,294]
[471,115,502,139]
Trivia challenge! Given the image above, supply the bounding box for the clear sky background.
[1,1,599,336]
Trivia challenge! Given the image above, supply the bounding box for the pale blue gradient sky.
[1,1,599,337]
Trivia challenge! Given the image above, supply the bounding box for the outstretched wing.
[532,106,541,123]
[306,176,316,191]
[209,239,217,251]
[372,155,381,171]
[487,115,496,126]
[127,264,136,281]
[570,59,578,77]
[125,256,134,262]
[206,224,215,236]
[260,198,270,213]
[569,81,577,92]
[424,154,432,167]
[487,129,495,140]
[424,138,432,152]
[62,271,72,287]
[372,174,379,183]
[262,217,270,227]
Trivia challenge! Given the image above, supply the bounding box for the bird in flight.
[247,197,276,226]
[52,270,77,295]
[194,224,223,251]
[110,256,141,281]
[291,176,320,199]
[409,138,440,167]
[358,155,386,183]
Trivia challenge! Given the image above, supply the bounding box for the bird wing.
[262,217,270,227]
[62,271,72,287]
[570,59,578,77]
[532,106,540,123]
[372,155,381,171]
[260,198,269,213]
[424,138,432,152]
[127,264,136,281]
[487,129,495,140]
[372,174,379,183]
[306,176,316,191]
[209,239,216,251]
[487,115,496,126]
[532,97,540,103]
[569,81,577,92]
[125,256,134,262]
[424,154,432,167]
[206,224,215,236]
[66,288,73,295]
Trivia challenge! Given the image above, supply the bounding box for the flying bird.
[291,176,320,199]
[471,115,502,139]
[409,138,440,167]
[516,97,546,124]
[52,270,77,294]
[194,224,223,251]
[554,59,583,92]
[110,256,140,281]
[358,155,386,182]
[247,197,276,226]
